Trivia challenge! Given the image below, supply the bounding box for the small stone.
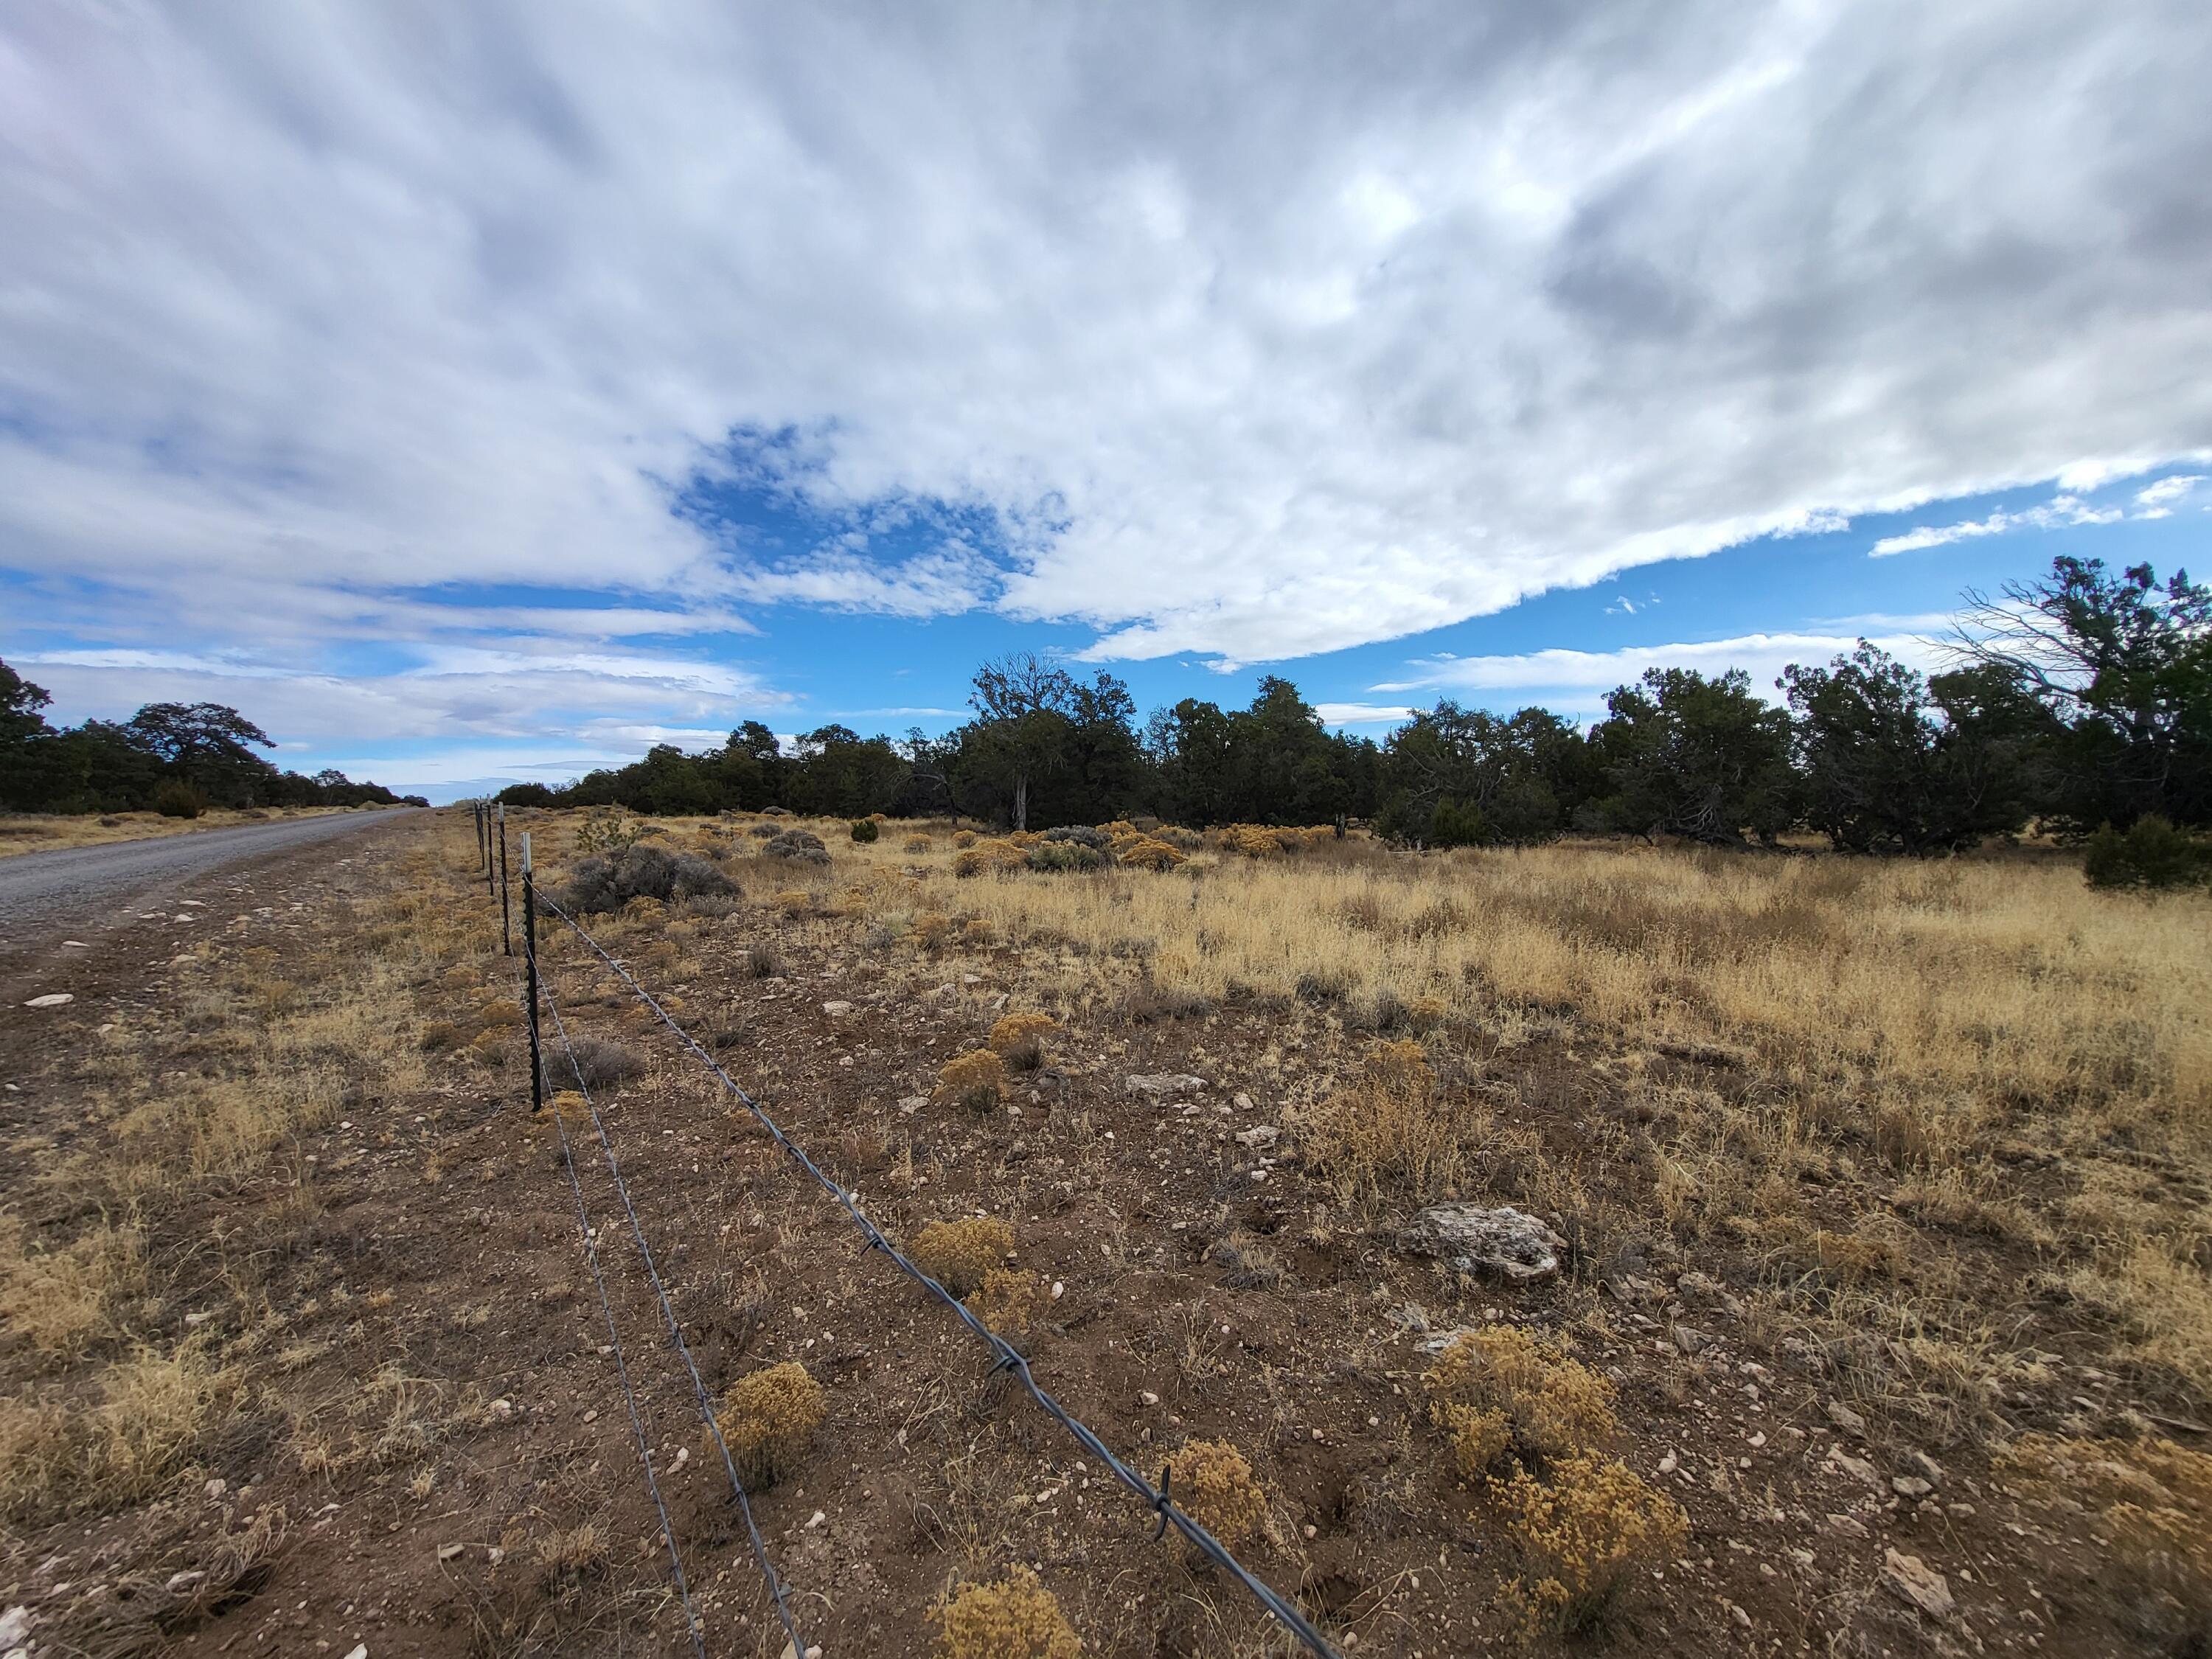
[1825,1398,1868,1436]
[1827,1513,1870,1539]
[1233,1091,1254,1110]
[1907,1450,1944,1484]
[1893,1475,1934,1499]
[1050,1281,1064,1300]
[23,994,73,1009]
[897,1095,927,1114]
[1140,1391,1161,1406]
[489,1399,513,1419]
[343,1646,369,1659]
[1672,1323,1719,1356]
[806,1509,826,1529]
[1832,1451,1882,1488]
[1658,1452,1678,1475]
[437,1544,465,1562]
[582,1409,597,1423]
[821,1001,854,1017]
[1881,1549,1954,1618]
[165,1570,206,1593]
[1234,1124,1281,1149]
[1398,1203,1565,1281]
[205,1478,227,1500]
[1126,1072,1208,1100]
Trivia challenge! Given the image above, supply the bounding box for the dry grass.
[909,1217,1015,1297]
[965,1267,1048,1338]
[1292,1039,1474,1215]
[931,1565,1083,1659]
[0,1345,231,1523]
[934,1048,1009,1113]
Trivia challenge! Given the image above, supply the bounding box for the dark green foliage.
[153,779,209,818]
[559,845,739,914]
[1025,840,1110,872]
[850,817,879,843]
[760,828,830,865]
[2082,816,2212,890]
[1382,703,1587,845]
[1588,668,1798,845]
[495,782,558,807]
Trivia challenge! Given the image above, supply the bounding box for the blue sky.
[3,4,2209,801]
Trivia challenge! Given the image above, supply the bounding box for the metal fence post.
[522,832,543,1113]
[498,802,512,956]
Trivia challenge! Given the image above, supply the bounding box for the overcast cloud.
[4,1,2211,744]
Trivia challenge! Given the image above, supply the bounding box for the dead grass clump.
[988,1011,1058,1069]
[931,1565,1082,1659]
[1422,1326,1617,1476]
[773,888,814,917]
[546,1034,644,1094]
[914,911,955,950]
[954,839,1028,878]
[966,1267,1048,1338]
[909,1217,1015,1296]
[1293,1040,1471,1213]
[952,829,979,848]
[1164,1438,1270,1549]
[0,1218,145,1359]
[905,835,933,852]
[935,1048,1008,1113]
[1488,1452,1689,1638]
[720,1361,825,1488]
[0,1346,229,1523]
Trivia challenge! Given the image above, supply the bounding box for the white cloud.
[1315,702,1419,726]
[1869,492,2156,557]
[1377,630,1948,710]
[1,0,2209,697]
[2135,473,2204,511]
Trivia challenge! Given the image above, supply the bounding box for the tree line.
[497,556,2210,853]
[0,667,425,815]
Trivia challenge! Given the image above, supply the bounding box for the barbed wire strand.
[539,975,810,1658]
[535,889,1343,1659]
[535,991,709,1658]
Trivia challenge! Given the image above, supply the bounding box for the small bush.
[719,1361,824,1488]
[934,1048,1008,1112]
[2084,816,2212,890]
[913,911,954,950]
[761,829,830,866]
[742,944,786,978]
[1422,1326,1617,1476]
[988,1012,1057,1069]
[1118,836,1188,871]
[560,845,737,914]
[747,821,781,839]
[1026,841,1109,873]
[931,1566,1082,1659]
[1489,1453,1688,1638]
[575,810,650,853]
[909,1217,1014,1296]
[905,835,933,852]
[153,780,208,819]
[851,818,880,843]
[1164,1439,1269,1549]
[966,1267,1048,1338]
[954,838,1027,877]
[1042,824,1111,850]
[543,1035,644,1096]
[952,829,978,848]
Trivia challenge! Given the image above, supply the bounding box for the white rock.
[0,1609,31,1648]
[1234,1124,1281,1149]
[343,1646,369,1659]
[821,1001,855,1017]
[1880,1549,1954,1618]
[437,1544,465,1562]
[24,993,73,1008]
[1125,1072,1207,1099]
[1398,1203,1565,1281]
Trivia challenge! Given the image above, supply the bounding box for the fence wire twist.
[533,886,1343,1659]
[537,971,809,1656]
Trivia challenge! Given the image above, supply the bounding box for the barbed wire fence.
[487,815,1345,1658]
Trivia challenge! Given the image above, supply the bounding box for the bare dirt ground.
[1,810,2205,1658]
[0,807,364,864]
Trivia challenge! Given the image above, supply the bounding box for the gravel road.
[0,809,418,945]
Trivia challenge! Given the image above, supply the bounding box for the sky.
[2,2,2209,803]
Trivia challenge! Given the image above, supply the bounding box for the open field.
[0,806,361,861]
[3,807,2208,1657]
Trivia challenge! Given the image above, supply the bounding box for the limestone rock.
[1399,1203,1564,1281]
[23,993,73,1009]
[1880,1549,1954,1618]
[1233,1124,1280,1149]
[1126,1072,1207,1099]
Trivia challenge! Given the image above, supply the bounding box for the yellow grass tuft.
[1488,1451,1689,1638]
[931,1565,1082,1659]
[966,1267,1048,1338]
[909,1217,1015,1297]
[934,1048,1008,1112]
[1164,1437,1270,1549]
[1423,1326,1617,1475]
[954,839,1027,878]
[720,1361,825,1488]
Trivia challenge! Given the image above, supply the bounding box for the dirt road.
[0,807,417,994]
